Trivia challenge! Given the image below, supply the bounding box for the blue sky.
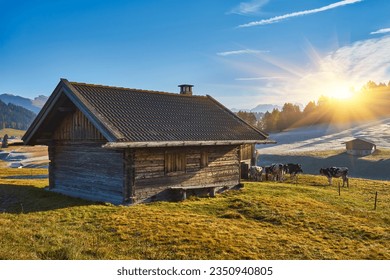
[1,0,390,109]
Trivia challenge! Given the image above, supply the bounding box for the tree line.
[237,80,390,133]
[0,100,36,130]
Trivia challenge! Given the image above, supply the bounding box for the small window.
[200,151,209,168]
[165,153,186,174]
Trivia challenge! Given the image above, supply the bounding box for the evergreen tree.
[0,100,36,130]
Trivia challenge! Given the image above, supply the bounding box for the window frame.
[164,152,186,175]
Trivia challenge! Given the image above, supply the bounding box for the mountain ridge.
[0,93,48,114]
[231,103,282,113]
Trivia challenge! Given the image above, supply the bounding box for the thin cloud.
[228,0,270,15]
[217,49,269,56]
[370,28,390,35]
[224,36,390,107]
[236,77,282,81]
[286,36,390,104]
[238,0,363,28]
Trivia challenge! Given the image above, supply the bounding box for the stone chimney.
[178,84,193,95]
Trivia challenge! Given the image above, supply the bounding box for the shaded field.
[1,167,389,260]
[256,118,390,181]
[258,149,390,181]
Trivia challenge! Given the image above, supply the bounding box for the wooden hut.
[23,79,273,204]
[344,138,376,156]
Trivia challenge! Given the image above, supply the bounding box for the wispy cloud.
[217,49,269,56]
[238,0,363,28]
[236,76,282,81]
[221,36,390,107]
[281,36,390,104]
[370,28,390,35]
[228,0,270,15]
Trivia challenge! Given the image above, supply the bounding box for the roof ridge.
[23,79,272,145]
[68,80,206,98]
[205,94,270,139]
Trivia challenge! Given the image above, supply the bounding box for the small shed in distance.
[344,138,376,156]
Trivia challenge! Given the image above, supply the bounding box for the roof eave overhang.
[103,139,276,149]
[61,79,123,142]
[22,81,66,145]
[22,79,123,145]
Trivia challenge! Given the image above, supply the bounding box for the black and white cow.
[319,167,349,187]
[249,166,263,181]
[268,163,288,181]
[264,166,272,181]
[286,163,303,177]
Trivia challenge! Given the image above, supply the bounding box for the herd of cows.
[248,164,349,187]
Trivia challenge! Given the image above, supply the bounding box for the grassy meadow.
[0,128,25,138]
[0,167,389,260]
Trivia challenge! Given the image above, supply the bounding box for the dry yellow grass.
[0,128,25,138]
[0,167,389,260]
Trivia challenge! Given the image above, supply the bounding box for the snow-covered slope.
[259,117,390,154]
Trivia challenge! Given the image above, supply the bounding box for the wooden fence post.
[374,191,378,210]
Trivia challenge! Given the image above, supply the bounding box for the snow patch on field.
[259,117,390,154]
[0,146,49,168]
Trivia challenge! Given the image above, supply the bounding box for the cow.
[268,163,287,182]
[286,163,303,181]
[319,167,349,187]
[249,166,263,181]
[264,166,272,181]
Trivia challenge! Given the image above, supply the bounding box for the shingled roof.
[23,79,273,147]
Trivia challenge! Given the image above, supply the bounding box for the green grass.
[0,167,389,260]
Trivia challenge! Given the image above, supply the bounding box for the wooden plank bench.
[170,185,218,201]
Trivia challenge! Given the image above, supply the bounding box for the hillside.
[0,168,388,259]
[0,94,48,114]
[260,117,390,152]
[0,100,36,130]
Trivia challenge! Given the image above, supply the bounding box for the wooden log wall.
[47,108,241,204]
[130,145,240,202]
[49,144,124,204]
[53,109,106,141]
[240,144,254,161]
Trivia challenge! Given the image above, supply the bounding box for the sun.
[324,81,355,100]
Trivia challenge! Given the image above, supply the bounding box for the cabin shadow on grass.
[0,184,97,214]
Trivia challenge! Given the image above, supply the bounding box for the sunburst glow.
[324,82,355,100]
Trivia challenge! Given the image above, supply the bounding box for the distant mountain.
[250,104,282,113]
[32,95,48,108]
[231,108,250,112]
[0,99,36,131]
[0,94,48,114]
[232,104,282,113]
